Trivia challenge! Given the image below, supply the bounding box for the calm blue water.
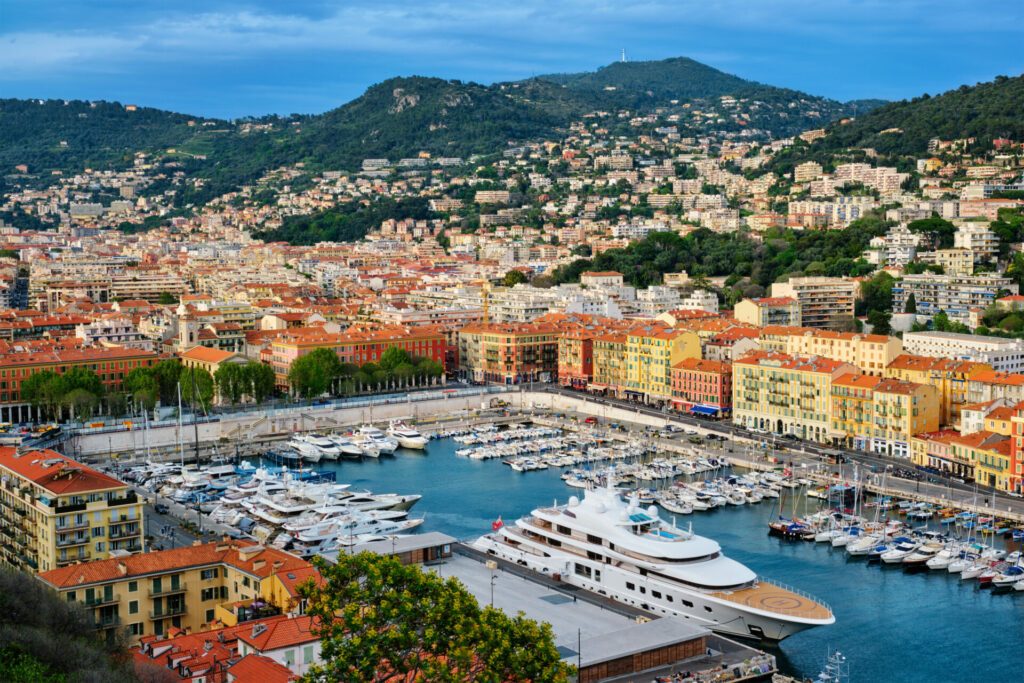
[292,438,1023,683]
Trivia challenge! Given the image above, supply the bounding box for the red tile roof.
[39,540,311,588]
[0,447,125,495]
[228,654,298,683]
[236,615,318,651]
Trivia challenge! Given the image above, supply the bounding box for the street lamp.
[486,559,498,607]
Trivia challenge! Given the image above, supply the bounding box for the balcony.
[109,526,140,540]
[149,604,186,620]
[84,593,120,607]
[94,614,121,629]
[107,493,139,508]
[55,521,91,533]
[56,536,90,548]
[149,582,187,598]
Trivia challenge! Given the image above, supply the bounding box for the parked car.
[153,503,170,515]
[584,416,599,425]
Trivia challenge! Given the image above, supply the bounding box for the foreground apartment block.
[884,354,992,427]
[0,447,144,573]
[732,351,857,443]
[38,540,314,643]
[758,326,903,376]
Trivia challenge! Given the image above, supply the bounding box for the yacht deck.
[710,581,832,620]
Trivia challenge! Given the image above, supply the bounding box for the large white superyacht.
[473,474,834,642]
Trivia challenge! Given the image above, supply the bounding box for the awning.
[690,405,719,416]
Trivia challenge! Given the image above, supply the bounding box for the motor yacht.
[473,474,834,642]
[328,434,364,459]
[357,425,398,454]
[296,434,342,460]
[388,421,428,450]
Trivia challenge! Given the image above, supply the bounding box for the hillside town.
[3,54,1024,683]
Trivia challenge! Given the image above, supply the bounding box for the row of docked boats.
[126,460,425,558]
[267,422,428,464]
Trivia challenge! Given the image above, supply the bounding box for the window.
[128,581,137,593]
[129,623,143,637]
[652,590,662,599]
[285,650,295,666]
[303,645,314,663]
[200,568,217,580]
[682,600,693,608]
[92,526,105,538]
[626,582,635,591]
[66,592,76,603]
[205,609,215,623]
[129,601,138,614]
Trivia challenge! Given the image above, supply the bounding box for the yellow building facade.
[38,541,313,643]
[0,448,144,574]
[624,325,700,403]
[885,354,993,427]
[732,351,858,443]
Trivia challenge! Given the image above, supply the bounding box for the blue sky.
[1,1,1021,119]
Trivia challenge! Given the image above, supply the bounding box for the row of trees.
[20,367,106,421]
[124,358,276,409]
[288,347,444,399]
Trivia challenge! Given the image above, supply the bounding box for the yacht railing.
[757,576,834,617]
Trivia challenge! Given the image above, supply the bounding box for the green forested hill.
[814,74,1024,155]
[0,98,220,173]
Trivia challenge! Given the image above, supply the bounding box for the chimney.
[117,561,128,576]
[203,640,213,652]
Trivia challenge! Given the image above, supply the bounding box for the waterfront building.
[0,345,159,423]
[670,357,732,417]
[37,540,313,643]
[902,331,1024,373]
[624,324,701,404]
[732,351,858,443]
[0,448,144,573]
[590,330,630,397]
[458,319,559,384]
[267,325,446,389]
[885,354,992,428]
[769,277,857,329]
[734,297,801,328]
[1006,406,1024,494]
[830,374,939,458]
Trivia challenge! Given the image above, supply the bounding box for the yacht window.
[548,538,561,548]
[667,595,673,602]
[639,587,646,594]
[556,525,571,535]
[587,534,602,544]
[682,600,693,608]
[626,582,635,591]
[704,606,713,613]
[652,590,662,599]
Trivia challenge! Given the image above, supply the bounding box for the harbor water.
[283,437,1022,683]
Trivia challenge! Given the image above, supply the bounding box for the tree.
[214,363,246,405]
[300,553,571,683]
[866,310,892,336]
[378,346,413,374]
[180,367,214,408]
[20,371,63,418]
[157,292,179,305]
[62,367,104,398]
[858,272,895,315]
[288,348,341,398]
[151,359,183,404]
[123,367,159,410]
[63,388,99,421]
[502,269,528,287]
[904,292,917,314]
[243,362,277,403]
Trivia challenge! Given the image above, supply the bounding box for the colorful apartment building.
[830,374,939,458]
[1007,406,1024,495]
[769,277,857,329]
[732,351,858,443]
[670,357,732,417]
[885,354,992,427]
[590,331,630,396]
[38,540,314,644]
[624,324,701,404]
[0,345,159,423]
[0,448,144,573]
[458,319,559,384]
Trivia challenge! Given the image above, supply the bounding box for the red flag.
[491,516,504,531]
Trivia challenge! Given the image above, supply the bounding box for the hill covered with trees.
[810,74,1024,156]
